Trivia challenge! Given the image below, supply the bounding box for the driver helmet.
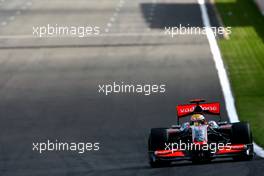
[190,114,206,126]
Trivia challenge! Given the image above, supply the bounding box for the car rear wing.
[176,100,220,124]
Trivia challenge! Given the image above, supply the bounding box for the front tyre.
[149,153,170,168]
[148,128,170,167]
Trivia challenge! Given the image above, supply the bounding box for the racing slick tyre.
[231,122,254,161]
[148,128,170,167]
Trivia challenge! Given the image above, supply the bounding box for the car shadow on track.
[140,3,204,29]
[140,1,264,41]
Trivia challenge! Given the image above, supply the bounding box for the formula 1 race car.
[148,99,254,167]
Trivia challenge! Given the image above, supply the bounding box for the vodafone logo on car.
[176,102,220,117]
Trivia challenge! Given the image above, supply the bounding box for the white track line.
[0,1,32,27]
[104,0,127,33]
[198,0,264,158]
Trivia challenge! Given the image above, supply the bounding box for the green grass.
[215,0,264,147]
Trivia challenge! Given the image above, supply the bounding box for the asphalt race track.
[0,0,263,176]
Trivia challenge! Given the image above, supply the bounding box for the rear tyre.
[231,122,254,161]
[148,128,170,167]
